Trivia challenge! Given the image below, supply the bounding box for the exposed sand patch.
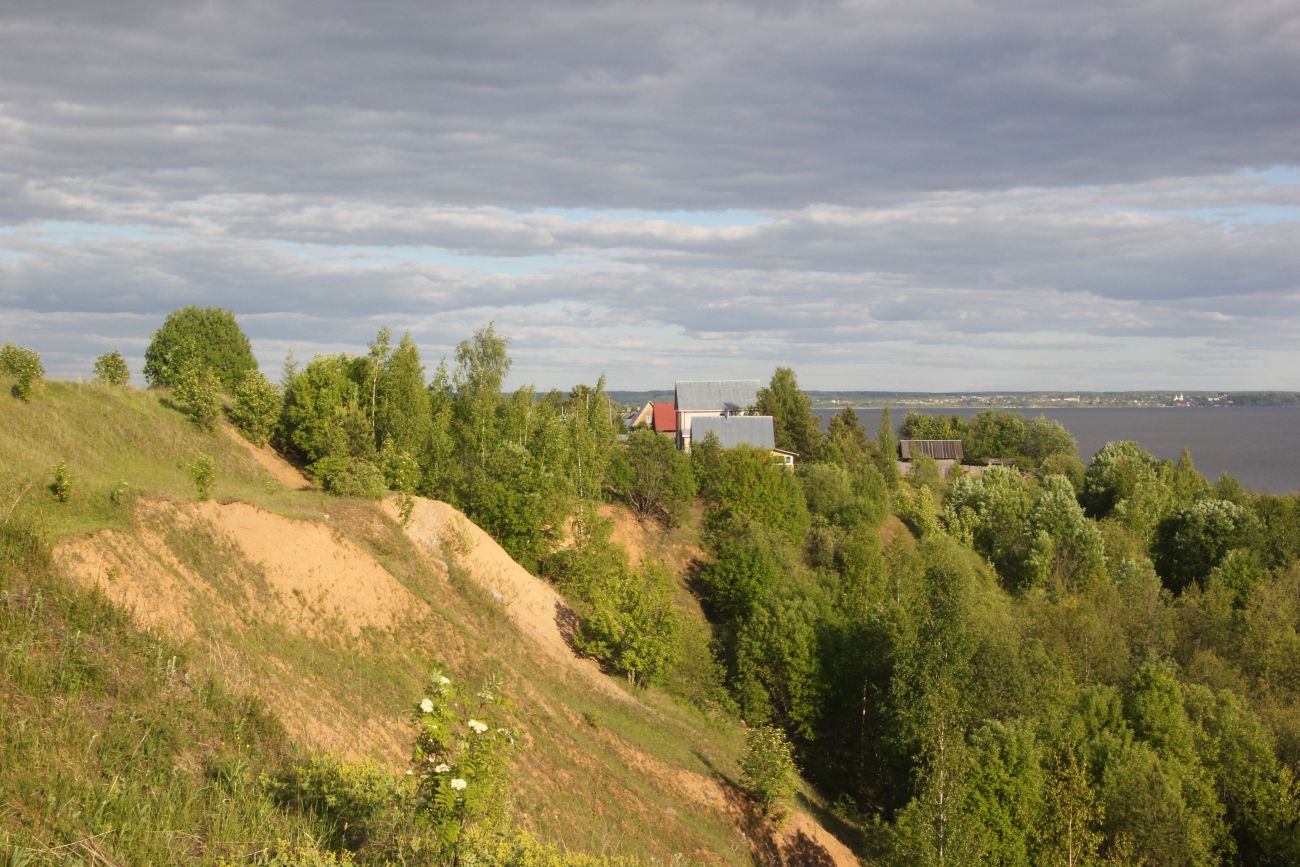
[597,502,704,577]
[221,424,312,489]
[59,499,418,640]
[387,496,630,703]
[56,525,210,639]
[598,503,650,566]
[194,499,412,638]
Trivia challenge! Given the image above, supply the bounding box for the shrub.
[0,342,44,400]
[93,350,131,386]
[172,362,223,429]
[109,479,135,507]
[230,369,282,446]
[310,455,386,498]
[739,724,798,817]
[50,461,72,503]
[409,669,515,859]
[264,756,405,853]
[188,454,215,500]
[143,306,257,390]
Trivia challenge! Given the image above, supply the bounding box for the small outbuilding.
[899,439,965,462]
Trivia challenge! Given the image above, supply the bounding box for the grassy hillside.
[1,381,855,864]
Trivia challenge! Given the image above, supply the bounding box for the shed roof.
[899,439,964,461]
[652,402,677,432]
[675,380,760,412]
[689,415,776,450]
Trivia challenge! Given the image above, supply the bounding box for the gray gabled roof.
[675,380,760,412]
[689,415,776,450]
[899,439,964,461]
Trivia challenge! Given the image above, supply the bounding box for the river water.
[813,406,1300,495]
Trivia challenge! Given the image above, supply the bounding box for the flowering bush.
[1,342,44,400]
[739,724,798,818]
[93,350,131,386]
[409,669,515,858]
[172,361,222,429]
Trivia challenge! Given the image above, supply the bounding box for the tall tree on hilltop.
[144,306,257,391]
[376,332,431,457]
[756,367,821,459]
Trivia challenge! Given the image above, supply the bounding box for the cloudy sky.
[3,0,1299,391]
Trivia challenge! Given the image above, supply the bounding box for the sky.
[2,0,1299,391]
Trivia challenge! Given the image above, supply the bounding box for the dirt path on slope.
[221,424,311,489]
[387,497,631,703]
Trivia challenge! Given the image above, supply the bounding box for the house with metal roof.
[673,379,760,451]
[688,415,797,468]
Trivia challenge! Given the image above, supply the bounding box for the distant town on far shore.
[607,390,1300,410]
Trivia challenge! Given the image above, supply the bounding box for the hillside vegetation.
[1,378,850,864]
[6,320,1300,866]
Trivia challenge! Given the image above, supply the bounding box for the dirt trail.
[221,424,311,489]
[387,497,631,703]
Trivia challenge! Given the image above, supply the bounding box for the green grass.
[0,515,334,864]
[0,380,330,539]
[0,382,852,864]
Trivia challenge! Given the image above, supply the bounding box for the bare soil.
[221,424,312,489]
[386,496,631,703]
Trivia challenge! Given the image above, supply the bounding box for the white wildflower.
[436,675,451,686]
[419,698,434,713]
[405,769,414,776]
[434,763,450,773]
[450,778,468,791]
[477,689,494,701]
[468,719,488,734]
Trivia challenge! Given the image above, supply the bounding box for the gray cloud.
[2,0,1299,389]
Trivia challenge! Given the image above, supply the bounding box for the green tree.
[1022,416,1077,464]
[755,367,821,458]
[900,412,968,442]
[608,427,696,526]
[876,406,901,488]
[280,355,365,464]
[93,351,131,386]
[578,559,680,688]
[966,411,1027,463]
[966,720,1045,866]
[143,306,257,390]
[564,377,617,503]
[171,361,222,429]
[375,333,432,457]
[1151,499,1257,593]
[230,369,282,446]
[1026,475,1106,595]
[703,444,810,548]
[826,406,870,460]
[733,596,825,737]
[452,323,510,469]
[0,342,44,400]
[889,539,984,866]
